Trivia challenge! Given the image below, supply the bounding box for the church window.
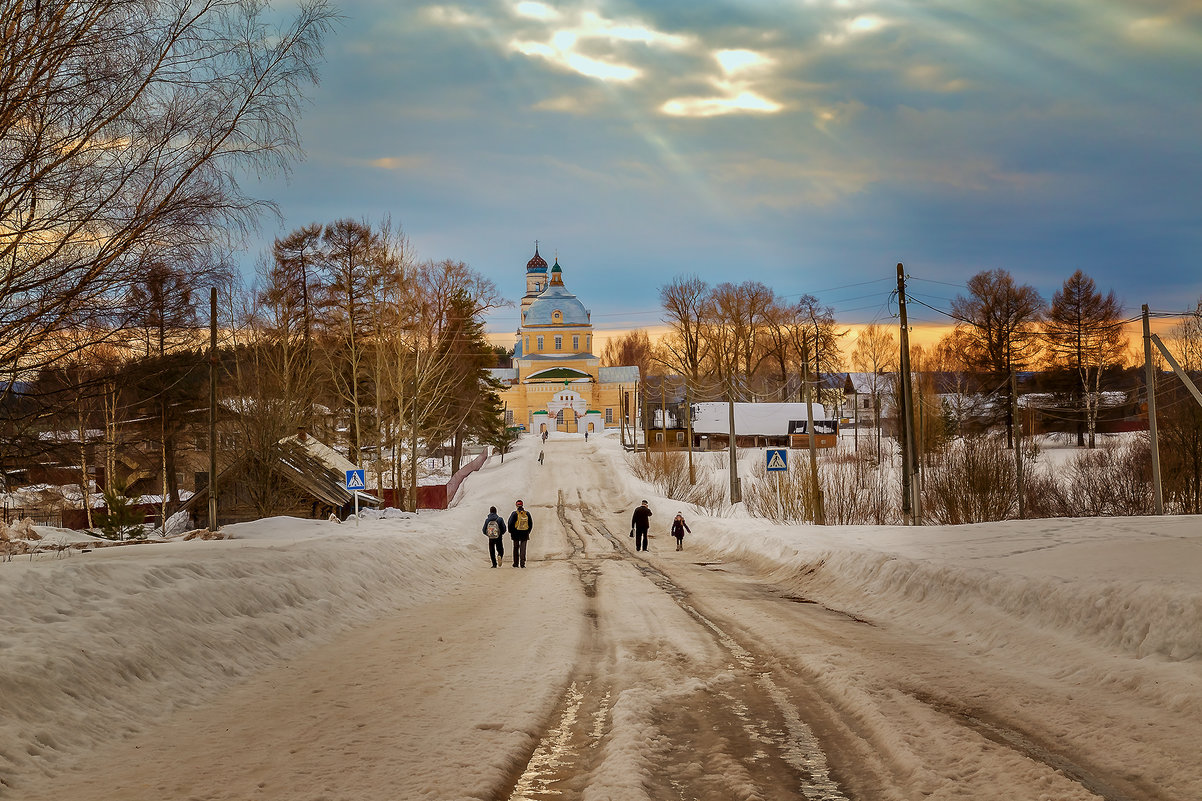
[505,409,514,425]
[555,336,562,350]
[587,335,591,351]
[572,335,579,350]
[605,408,613,423]
[525,337,529,352]
[556,409,564,424]
[537,336,544,350]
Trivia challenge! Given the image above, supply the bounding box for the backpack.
[514,510,530,531]
[486,519,501,539]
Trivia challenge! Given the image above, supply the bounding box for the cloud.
[661,91,782,118]
[365,156,425,170]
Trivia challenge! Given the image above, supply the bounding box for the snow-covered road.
[5,434,1200,800]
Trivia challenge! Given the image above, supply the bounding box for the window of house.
[537,336,544,350]
[555,336,562,350]
[573,335,579,350]
[676,432,685,442]
[605,408,613,423]
[655,432,664,442]
[505,409,513,425]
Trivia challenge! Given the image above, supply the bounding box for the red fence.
[417,448,489,510]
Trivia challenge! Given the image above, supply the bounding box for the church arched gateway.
[489,244,639,434]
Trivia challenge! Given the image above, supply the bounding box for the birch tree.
[0,0,336,377]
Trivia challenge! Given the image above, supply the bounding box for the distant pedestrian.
[482,506,507,568]
[542,430,548,444]
[671,512,691,551]
[507,499,533,568]
[538,449,544,465]
[584,430,589,441]
[630,499,652,552]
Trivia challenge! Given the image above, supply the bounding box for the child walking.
[671,512,690,551]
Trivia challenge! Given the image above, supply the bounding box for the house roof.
[598,366,640,384]
[180,432,381,515]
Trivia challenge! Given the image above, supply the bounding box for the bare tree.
[950,269,1045,447]
[602,330,657,379]
[702,281,776,398]
[1042,270,1126,448]
[658,276,710,381]
[0,0,336,378]
[849,323,896,458]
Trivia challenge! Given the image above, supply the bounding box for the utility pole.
[897,263,921,525]
[208,287,218,532]
[411,342,419,512]
[727,396,741,503]
[619,386,627,449]
[660,381,668,459]
[685,379,695,484]
[1011,370,1025,518]
[1143,305,1164,515]
[803,336,825,524]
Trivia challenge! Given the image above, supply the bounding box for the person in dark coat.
[482,506,507,567]
[630,500,652,552]
[507,499,533,568]
[671,512,691,551]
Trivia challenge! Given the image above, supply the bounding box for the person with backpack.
[670,512,691,551]
[507,499,533,568]
[630,499,652,552]
[482,506,507,568]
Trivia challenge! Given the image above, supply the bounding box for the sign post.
[766,449,787,521]
[345,468,365,526]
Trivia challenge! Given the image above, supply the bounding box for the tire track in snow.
[500,490,850,801]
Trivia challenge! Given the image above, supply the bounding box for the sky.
[246,0,1202,341]
[5,432,1201,798]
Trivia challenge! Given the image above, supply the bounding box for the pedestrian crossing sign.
[766,449,788,472]
[345,469,366,491]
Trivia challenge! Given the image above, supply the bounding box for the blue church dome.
[524,261,590,326]
[525,284,589,325]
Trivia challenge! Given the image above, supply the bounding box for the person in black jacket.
[507,499,533,568]
[630,500,652,552]
[482,506,507,567]
[671,512,691,551]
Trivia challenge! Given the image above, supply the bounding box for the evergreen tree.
[96,482,145,541]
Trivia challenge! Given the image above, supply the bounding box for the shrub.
[922,434,1016,524]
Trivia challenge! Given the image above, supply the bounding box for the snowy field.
[2,432,1199,799]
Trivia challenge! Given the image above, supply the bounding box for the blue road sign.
[345,469,366,491]
[766,449,788,472]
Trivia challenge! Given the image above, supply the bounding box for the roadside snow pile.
[359,507,417,520]
[692,513,1202,714]
[0,514,479,786]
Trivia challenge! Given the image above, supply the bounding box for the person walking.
[538,449,544,465]
[630,499,652,552]
[507,499,533,568]
[671,512,691,551]
[482,506,507,567]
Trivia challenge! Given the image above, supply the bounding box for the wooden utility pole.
[208,287,218,532]
[660,381,668,458]
[1011,370,1025,518]
[685,380,695,484]
[802,336,825,524]
[1144,305,1164,515]
[727,397,740,503]
[897,263,921,524]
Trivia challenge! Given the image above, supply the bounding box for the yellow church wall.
[498,381,630,432]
